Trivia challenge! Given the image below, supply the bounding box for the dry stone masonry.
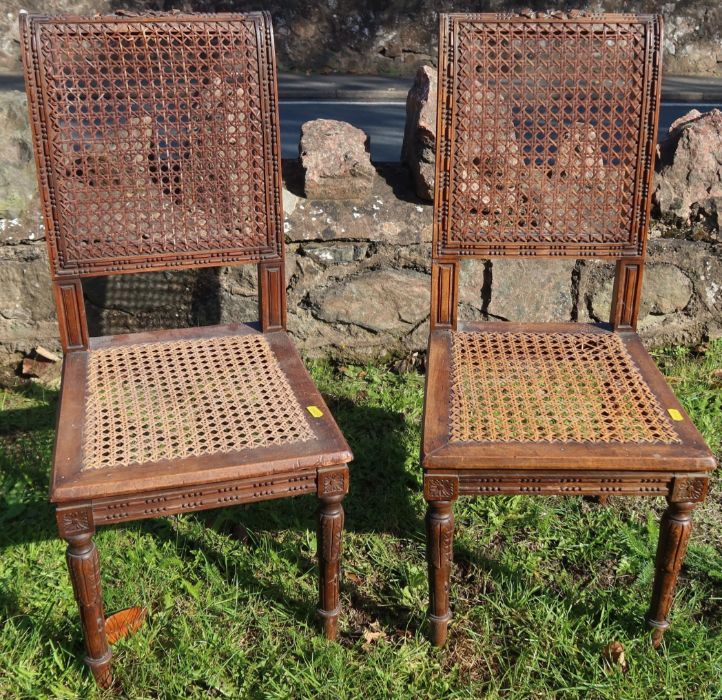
[2,1,721,77]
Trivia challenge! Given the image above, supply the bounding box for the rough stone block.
[590,263,694,326]
[310,269,430,334]
[285,164,432,244]
[402,65,437,201]
[654,108,722,236]
[0,242,57,355]
[0,91,40,238]
[300,119,375,200]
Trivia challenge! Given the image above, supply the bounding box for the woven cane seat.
[52,325,352,501]
[83,334,315,471]
[422,322,715,471]
[450,330,679,445]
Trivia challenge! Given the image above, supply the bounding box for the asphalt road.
[280,100,407,161]
[280,100,722,161]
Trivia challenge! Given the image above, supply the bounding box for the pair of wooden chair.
[20,10,715,689]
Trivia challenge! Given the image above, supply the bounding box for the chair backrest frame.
[430,11,663,332]
[21,11,287,351]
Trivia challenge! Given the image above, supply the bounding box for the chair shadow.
[0,382,59,437]
[373,162,426,205]
[449,505,661,644]
[2,386,657,643]
[1,384,424,642]
[142,396,422,624]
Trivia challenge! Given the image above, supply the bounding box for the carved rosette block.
[57,505,94,539]
[671,476,708,503]
[58,506,112,689]
[424,474,459,502]
[647,499,696,648]
[426,500,455,647]
[317,465,349,498]
[317,465,347,640]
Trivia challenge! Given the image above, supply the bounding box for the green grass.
[1,342,721,699]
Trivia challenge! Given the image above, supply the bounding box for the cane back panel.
[434,13,662,259]
[21,12,283,278]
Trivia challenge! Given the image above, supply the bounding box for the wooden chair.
[422,12,716,648]
[20,12,351,688]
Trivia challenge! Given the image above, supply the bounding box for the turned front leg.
[317,466,348,640]
[426,498,455,646]
[647,498,696,647]
[58,505,112,689]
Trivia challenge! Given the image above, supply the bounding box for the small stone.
[34,345,61,363]
[300,119,375,200]
[21,356,61,386]
[301,242,368,266]
[402,65,437,201]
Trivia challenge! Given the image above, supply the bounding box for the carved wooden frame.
[423,472,709,503]
[20,11,289,353]
[422,11,715,652]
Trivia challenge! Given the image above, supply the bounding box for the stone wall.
[1,82,721,362]
[2,0,721,77]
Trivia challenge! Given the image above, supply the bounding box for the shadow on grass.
[1,389,424,640]
[0,384,59,437]
[5,375,666,645]
[0,387,58,549]
[451,508,661,643]
[142,515,322,630]
[141,397,423,628]
[1,387,662,643]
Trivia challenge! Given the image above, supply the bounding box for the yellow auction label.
[306,405,324,418]
[667,408,684,421]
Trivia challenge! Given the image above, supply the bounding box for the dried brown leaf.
[105,607,147,645]
[362,620,387,648]
[601,640,629,673]
[362,630,386,645]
